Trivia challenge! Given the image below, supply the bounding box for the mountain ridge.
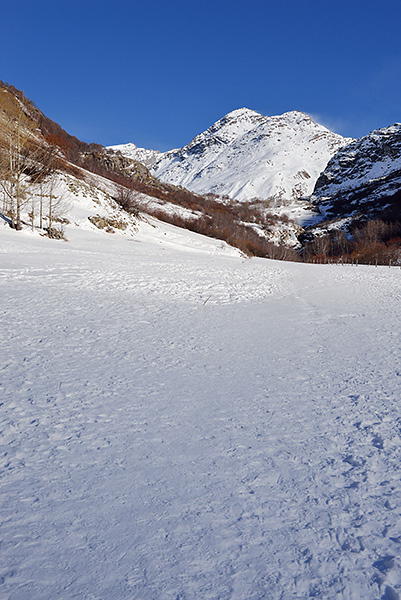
[148,108,352,204]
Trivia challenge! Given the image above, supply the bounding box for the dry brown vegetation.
[114,183,300,259]
[303,220,401,265]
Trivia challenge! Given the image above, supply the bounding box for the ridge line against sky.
[1,0,401,150]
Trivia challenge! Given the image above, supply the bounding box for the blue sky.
[1,0,401,150]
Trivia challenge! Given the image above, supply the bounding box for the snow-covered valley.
[1,220,401,599]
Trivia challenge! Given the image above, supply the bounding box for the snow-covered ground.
[1,218,401,600]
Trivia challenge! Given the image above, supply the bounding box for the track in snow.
[1,225,401,599]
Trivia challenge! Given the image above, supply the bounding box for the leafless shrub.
[115,186,140,217]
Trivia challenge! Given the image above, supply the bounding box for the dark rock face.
[311,124,401,223]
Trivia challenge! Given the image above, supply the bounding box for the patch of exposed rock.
[82,149,155,184]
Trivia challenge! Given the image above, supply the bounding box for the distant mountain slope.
[310,123,401,223]
[150,108,351,203]
[107,142,162,168]
[0,83,300,257]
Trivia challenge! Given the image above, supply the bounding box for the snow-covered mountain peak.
[107,142,162,167]
[183,108,266,152]
[276,109,311,121]
[110,141,138,152]
[221,107,262,120]
[217,107,264,126]
[225,107,260,116]
[151,108,352,204]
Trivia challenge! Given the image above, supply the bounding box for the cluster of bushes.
[145,203,299,259]
[303,220,401,265]
[114,182,299,259]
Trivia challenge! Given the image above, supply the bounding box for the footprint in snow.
[373,555,395,573]
[343,454,366,468]
[381,587,400,600]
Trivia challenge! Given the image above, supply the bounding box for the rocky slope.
[82,148,155,183]
[150,108,351,204]
[310,123,401,224]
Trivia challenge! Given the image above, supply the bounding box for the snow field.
[1,221,401,599]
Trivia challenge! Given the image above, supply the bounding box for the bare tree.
[0,107,35,229]
[0,101,62,231]
[34,144,60,230]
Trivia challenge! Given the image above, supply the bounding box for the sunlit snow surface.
[151,109,351,204]
[1,220,401,600]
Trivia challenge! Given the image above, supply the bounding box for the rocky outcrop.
[310,124,401,223]
[82,149,154,184]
